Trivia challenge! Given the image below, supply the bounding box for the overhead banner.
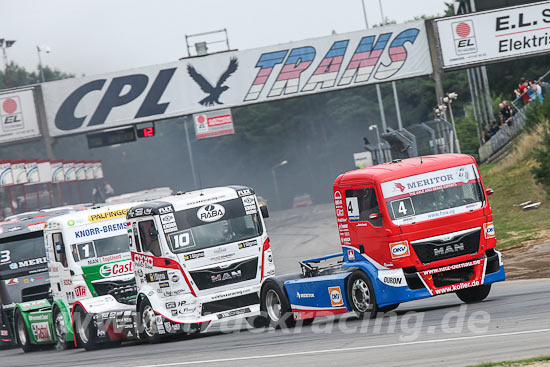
[0,88,41,144]
[11,160,28,184]
[75,161,86,181]
[25,160,40,184]
[0,161,13,186]
[193,108,234,139]
[436,2,550,69]
[63,161,77,181]
[37,160,51,183]
[93,161,104,179]
[51,160,65,182]
[85,161,95,180]
[42,21,432,137]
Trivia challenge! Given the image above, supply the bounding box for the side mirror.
[260,205,269,219]
[55,242,64,253]
[486,188,494,196]
[149,226,159,238]
[369,212,380,220]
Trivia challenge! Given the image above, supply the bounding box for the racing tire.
[456,284,492,304]
[72,305,99,351]
[14,309,38,353]
[346,271,378,319]
[138,298,161,344]
[53,306,74,350]
[378,303,400,313]
[260,280,296,329]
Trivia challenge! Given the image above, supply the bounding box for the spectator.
[515,77,531,106]
[498,103,513,126]
[483,129,491,143]
[92,184,104,203]
[533,83,544,103]
[103,181,115,199]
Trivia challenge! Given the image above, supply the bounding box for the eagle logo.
[187,57,238,106]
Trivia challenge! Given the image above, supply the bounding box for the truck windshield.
[71,234,129,262]
[380,163,484,225]
[0,232,46,273]
[166,197,262,253]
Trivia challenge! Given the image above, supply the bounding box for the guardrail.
[478,108,527,162]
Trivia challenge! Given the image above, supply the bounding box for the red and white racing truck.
[72,186,274,348]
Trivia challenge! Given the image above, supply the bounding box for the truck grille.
[202,293,259,316]
[412,229,480,264]
[92,279,137,304]
[190,258,258,290]
[21,284,50,302]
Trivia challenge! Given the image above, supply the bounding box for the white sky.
[1,0,448,77]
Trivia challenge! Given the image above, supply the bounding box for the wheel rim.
[352,279,371,313]
[142,305,157,337]
[265,289,282,322]
[17,317,27,345]
[77,311,89,344]
[54,311,65,342]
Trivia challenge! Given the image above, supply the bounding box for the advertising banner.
[75,161,87,181]
[11,160,29,184]
[42,21,433,137]
[93,161,104,179]
[193,108,234,139]
[51,160,65,182]
[25,160,40,184]
[0,160,13,186]
[436,2,550,69]
[37,160,51,183]
[0,88,41,144]
[85,161,95,180]
[63,161,77,181]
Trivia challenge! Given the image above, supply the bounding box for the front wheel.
[138,298,161,343]
[260,281,296,328]
[15,309,37,353]
[456,284,491,303]
[346,271,378,319]
[72,305,99,351]
[53,307,73,350]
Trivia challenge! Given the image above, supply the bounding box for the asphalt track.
[1,204,549,367]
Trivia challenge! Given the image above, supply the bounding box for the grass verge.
[479,127,550,249]
[469,355,550,367]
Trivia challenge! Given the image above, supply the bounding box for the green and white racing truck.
[13,203,138,352]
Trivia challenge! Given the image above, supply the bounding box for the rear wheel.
[456,284,491,303]
[138,298,161,343]
[346,271,378,319]
[53,307,73,350]
[15,309,37,353]
[260,281,296,328]
[72,305,99,351]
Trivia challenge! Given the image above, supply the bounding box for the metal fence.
[478,108,527,162]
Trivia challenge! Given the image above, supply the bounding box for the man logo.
[452,20,477,55]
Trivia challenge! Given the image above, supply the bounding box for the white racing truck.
[13,203,138,351]
[68,186,274,349]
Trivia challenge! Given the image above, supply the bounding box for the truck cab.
[261,154,505,324]
[127,186,274,341]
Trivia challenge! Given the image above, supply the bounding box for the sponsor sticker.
[197,204,225,222]
[484,222,495,239]
[159,281,169,288]
[238,240,257,249]
[146,271,168,283]
[88,209,129,222]
[184,251,204,261]
[99,261,133,278]
[236,188,252,197]
[31,322,51,342]
[328,286,344,307]
[347,249,355,261]
[389,241,410,259]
